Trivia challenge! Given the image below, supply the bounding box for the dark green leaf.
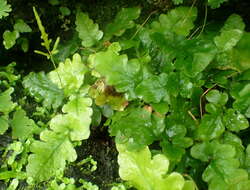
[105,7,141,39]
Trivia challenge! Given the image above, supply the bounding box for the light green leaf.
[208,0,228,9]
[11,109,40,140]
[105,7,141,39]
[7,179,19,190]
[0,116,9,135]
[49,53,87,96]
[26,130,77,182]
[89,43,141,93]
[214,14,245,51]
[22,72,64,109]
[3,30,20,49]
[50,96,93,141]
[117,144,195,190]
[75,11,103,47]
[151,6,197,37]
[14,19,32,33]
[0,88,16,113]
[0,0,11,19]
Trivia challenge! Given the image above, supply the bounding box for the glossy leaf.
[75,11,103,47]
[110,107,154,150]
[135,73,168,103]
[214,14,245,51]
[220,132,245,166]
[223,109,249,132]
[231,82,250,118]
[203,158,249,190]
[23,72,64,109]
[191,141,236,162]
[196,114,224,141]
[175,39,217,77]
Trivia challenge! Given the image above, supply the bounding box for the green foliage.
[49,53,87,96]
[172,0,184,5]
[208,0,228,9]
[0,0,11,19]
[135,73,168,103]
[23,72,64,109]
[26,130,77,182]
[89,80,128,111]
[33,7,60,58]
[214,14,245,52]
[110,106,164,150]
[151,6,197,37]
[191,140,250,190]
[3,30,20,49]
[104,7,141,40]
[50,95,93,141]
[89,42,141,95]
[75,11,103,47]
[14,19,32,33]
[0,88,16,134]
[1,2,250,190]
[117,144,195,190]
[33,7,52,52]
[0,88,16,114]
[11,109,40,140]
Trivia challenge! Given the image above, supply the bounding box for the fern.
[0,0,11,19]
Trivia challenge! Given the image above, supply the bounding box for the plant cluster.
[0,0,250,189]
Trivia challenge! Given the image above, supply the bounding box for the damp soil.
[66,124,120,189]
